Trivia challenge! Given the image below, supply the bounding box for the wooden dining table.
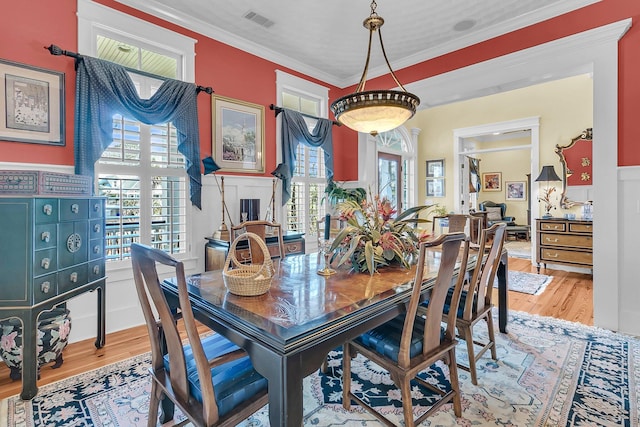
[161,249,508,427]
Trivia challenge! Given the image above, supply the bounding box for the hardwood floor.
[0,256,593,400]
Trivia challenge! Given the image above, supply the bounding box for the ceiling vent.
[243,11,275,29]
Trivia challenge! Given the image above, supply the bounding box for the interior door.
[378,152,402,212]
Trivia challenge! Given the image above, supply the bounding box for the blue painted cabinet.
[0,197,106,400]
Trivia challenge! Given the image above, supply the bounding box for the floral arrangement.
[538,186,557,217]
[328,193,433,275]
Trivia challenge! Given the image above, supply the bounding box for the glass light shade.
[331,90,419,136]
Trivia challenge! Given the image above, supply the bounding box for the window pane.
[150,123,183,168]
[97,35,138,69]
[141,49,177,79]
[285,183,305,233]
[150,176,187,254]
[294,144,305,177]
[99,175,140,261]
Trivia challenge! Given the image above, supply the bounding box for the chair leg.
[462,324,479,385]
[486,311,497,360]
[342,343,352,410]
[448,348,462,417]
[397,375,415,427]
[147,380,160,427]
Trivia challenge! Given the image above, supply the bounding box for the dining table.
[161,248,508,427]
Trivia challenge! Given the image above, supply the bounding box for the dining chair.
[342,232,470,426]
[443,222,507,385]
[230,220,285,264]
[130,243,268,427]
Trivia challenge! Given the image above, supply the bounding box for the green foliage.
[324,180,366,206]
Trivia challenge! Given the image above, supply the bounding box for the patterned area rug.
[2,311,639,426]
[505,240,532,259]
[495,270,553,295]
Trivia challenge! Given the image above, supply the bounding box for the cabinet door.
[58,221,89,268]
[0,201,30,304]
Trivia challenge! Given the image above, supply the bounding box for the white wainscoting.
[618,166,640,336]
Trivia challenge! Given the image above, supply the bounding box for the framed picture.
[426,178,445,197]
[0,59,65,146]
[481,172,502,192]
[426,159,445,178]
[212,94,265,173]
[505,181,526,200]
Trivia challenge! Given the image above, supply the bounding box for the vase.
[0,307,71,380]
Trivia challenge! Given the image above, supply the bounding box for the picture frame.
[426,159,445,178]
[505,180,527,201]
[212,94,265,173]
[0,59,65,146]
[481,172,502,192]
[426,178,445,197]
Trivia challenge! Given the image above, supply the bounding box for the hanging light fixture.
[330,0,420,136]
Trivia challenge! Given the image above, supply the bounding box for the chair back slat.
[399,232,469,367]
[464,223,507,319]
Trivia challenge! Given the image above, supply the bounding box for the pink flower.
[417,230,432,242]
[58,320,71,340]
[379,232,396,250]
[377,198,397,221]
[1,331,18,352]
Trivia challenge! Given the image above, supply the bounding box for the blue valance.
[275,109,333,205]
[74,56,203,208]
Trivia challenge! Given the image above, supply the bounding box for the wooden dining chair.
[443,222,506,385]
[342,232,470,426]
[230,220,285,264]
[130,243,268,427]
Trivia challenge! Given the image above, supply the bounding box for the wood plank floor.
[0,256,593,400]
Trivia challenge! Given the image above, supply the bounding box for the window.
[78,0,195,262]
[276,71,329,244]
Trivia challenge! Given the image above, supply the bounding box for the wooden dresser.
[535,218,593,273]
[205,232,305,271]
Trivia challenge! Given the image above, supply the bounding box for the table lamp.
[202,156,232,240]
[535,165,562,218]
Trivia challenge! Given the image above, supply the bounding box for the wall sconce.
[535,165,562,218]
[202,156,232,240]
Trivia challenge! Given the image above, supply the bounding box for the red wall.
[1,0,639,175]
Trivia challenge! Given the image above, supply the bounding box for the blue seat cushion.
[163,333,267,417]
[355,314,445,362]
[422,288,477,319]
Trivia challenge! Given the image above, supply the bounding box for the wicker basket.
[223,232,275,296]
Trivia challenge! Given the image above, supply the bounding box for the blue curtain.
[74,56,204,208]
[274,109,333,205]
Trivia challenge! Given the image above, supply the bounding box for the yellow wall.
[408,74,593,220]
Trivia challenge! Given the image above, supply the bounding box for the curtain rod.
[45,44,214,95]
[269,104,340,126]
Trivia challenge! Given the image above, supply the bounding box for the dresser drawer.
[569,223,593,233]
[540,232,592,249]
[540,248,592,265]
[283,241,303,255]
[35,199,59,223]
[58,264,89,294]
[33,274,58,304]
[35,224,57,250]
[88,260,106,282]
[34,248,57,277]
[540,222,566,232]
[60,199,89,221]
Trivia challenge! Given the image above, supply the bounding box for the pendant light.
[330,0,420,136]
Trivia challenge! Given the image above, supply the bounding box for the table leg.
[252,350,304,426]
[94,283,106,349]
[497,252,509,333]
[20,312,38,400]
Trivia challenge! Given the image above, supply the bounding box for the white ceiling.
[114,0,599,90]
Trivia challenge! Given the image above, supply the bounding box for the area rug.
[2,311,639,426]
[495,270,553,295]
[505,239,532,259]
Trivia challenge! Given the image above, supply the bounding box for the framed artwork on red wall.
[0,59,65,146]
[212,94,265,173]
